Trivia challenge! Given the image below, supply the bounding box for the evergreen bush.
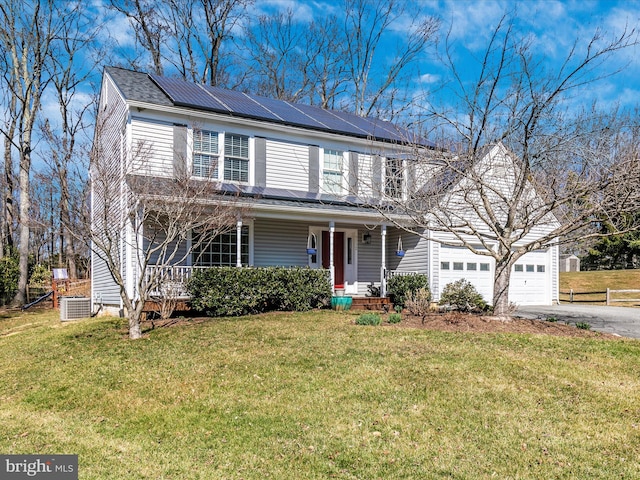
[0,255,19,305]
[387,273,429,308]
[188,266,332,316]
[439,279,487,313]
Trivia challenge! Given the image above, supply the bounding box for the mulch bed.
[385,312,619,339]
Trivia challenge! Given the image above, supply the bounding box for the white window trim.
[321,148,346,195]
[188,220,254,267]
[384,156,406,200]
[190,128,253,185]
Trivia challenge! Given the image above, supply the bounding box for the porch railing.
[145,265,209,299]
[387,270,421,279]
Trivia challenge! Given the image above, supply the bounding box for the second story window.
[224,134,249,182]
[385,157,403,198]
[323,149,343,194]
[193,129,218,178]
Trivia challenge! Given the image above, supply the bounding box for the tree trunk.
[493,256,513,316]
[12,151,31,306]
[122,293,144,339]
[3,121,15,256]
[128,312,142,339]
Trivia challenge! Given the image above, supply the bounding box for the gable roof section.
[104,66,431,147]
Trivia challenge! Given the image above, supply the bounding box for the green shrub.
[187,266,332,317]
[387,313,402,324]
[576,322,591,330]
[387,273,429,308]
[0,255,19,305]
[355,313,381,326]
[28,264,50,286]
[439,279,486,313]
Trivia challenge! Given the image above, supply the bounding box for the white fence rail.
[145,266,209,298]
[606,288,640,305]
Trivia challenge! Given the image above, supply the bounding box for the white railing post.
[329,221,335,291]
[380,225,387,297]
[236,219,243,268]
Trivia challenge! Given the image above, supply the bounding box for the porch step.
[350,296,394,311]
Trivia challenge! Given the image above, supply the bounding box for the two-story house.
[91,67,558,316]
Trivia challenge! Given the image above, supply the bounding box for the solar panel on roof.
[292,102,371,137]
[150,75,230,113]
[255,97,330,130]
[148,72,429,146]
[202,85,283,122]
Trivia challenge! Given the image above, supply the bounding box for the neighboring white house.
[91,67,558,315]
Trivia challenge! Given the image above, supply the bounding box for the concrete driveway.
[515,304,640,339]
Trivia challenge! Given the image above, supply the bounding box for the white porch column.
[329,221,335,291]
[236,219,243,267]
[380,225,387,297]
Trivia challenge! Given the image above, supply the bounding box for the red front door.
[322,231,344,288]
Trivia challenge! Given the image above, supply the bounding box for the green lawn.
[560,269,640,305]
[1,308,640,479]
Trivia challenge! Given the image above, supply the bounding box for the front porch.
[144,265,415,312]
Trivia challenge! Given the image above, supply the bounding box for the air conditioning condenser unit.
[60,297,91,321]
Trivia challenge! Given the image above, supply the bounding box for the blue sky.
[250,0,640,111]
[44,0,639,133]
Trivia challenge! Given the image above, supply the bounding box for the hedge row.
[188,266,332,317]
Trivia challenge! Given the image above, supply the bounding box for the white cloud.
[419,73,440,84]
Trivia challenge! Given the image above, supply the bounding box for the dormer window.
[323,149,344,195]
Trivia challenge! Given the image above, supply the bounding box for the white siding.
[91,75,128,310]
[265,139,309,191]
[253,218,309,267]
[387,228,429,274]
[130,117,175,177]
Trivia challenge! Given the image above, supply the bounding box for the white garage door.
[508,250,551,305]
[439,246,494,303]
[439,246,552,306]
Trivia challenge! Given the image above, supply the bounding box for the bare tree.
[83,108,250,339]
[342,0,439,118]
[198,0,251,86]
[108,0,168,75]
[240,0,437,117]
[1,78,17,257]
[243,9,314,102]
[0,0,61,306]
[362,17,640,315]
[42,0,104,280]
[109,0,250,87]
[243,10,347,108]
